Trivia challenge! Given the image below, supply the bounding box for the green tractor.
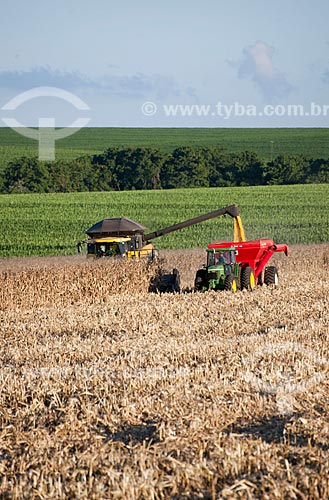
[194,247,255,292]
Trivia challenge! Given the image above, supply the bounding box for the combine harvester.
[83,204,288,292]
[84,205,245,260]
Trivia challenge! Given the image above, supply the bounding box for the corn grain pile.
[0,245,328,499]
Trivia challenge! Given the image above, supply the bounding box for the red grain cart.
[208,238,289,287]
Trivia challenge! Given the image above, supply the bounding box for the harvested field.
[0,245,328,499]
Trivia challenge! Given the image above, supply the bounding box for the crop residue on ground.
[0,245,328,499]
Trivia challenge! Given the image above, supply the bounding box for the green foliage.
[1,146,327,194]
[162,147,211,188]
[0,184,328,257]
[265,154,310,184]
[308,159,329,183]
[233,151,264,186]
[4,157,46,193]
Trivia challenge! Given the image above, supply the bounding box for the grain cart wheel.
[264,266,279,286]
[224,274,237,292]
[241,266,256,291]
[194,269,207,291]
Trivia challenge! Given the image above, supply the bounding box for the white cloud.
[234,41,294,101]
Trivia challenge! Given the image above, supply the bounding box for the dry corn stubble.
[0,244,328,499]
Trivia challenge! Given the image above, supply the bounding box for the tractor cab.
[195,247,239,292]
[207,248,236,268]
[206,247,238,289]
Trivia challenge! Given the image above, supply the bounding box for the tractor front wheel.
[264,266,279,286]
[224,274,237,292]
[241,266,256,291]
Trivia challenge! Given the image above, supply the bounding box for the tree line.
[1,146,328,193]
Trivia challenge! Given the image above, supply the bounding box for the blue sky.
[1,0,329,127]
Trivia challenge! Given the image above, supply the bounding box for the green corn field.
[0,184,328,257]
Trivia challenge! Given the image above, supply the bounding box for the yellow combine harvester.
[85,218,156,260]
[84,205,246,260]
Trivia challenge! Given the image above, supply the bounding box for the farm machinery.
[194,239,289,293]
[84,218,156,260]
[83,204,289,292]
[84,204,245,260]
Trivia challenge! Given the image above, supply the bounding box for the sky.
[1,0,329,127]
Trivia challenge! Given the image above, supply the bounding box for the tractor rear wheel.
[241,266,256,291]
[224,274,237,292]
[194,269,207,291]
[264,266,279,286]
